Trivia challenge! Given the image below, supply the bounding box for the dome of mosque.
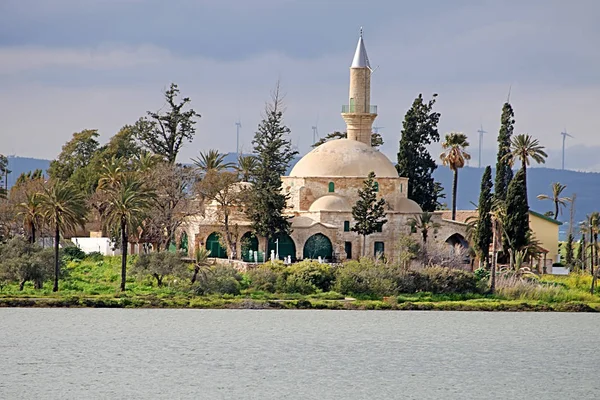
[289,139,398,178]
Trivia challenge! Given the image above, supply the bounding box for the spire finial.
[360,26,363,37]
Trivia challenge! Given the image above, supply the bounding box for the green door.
[303,233,333,261]
[206,232,227,259]
[344,241,352,260]
[241,232,259,262]
[268,234,296,261]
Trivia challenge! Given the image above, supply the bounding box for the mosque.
[184,31,468,263]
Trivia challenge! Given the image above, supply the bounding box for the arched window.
[328,182,335,193]
[374,182,379,192]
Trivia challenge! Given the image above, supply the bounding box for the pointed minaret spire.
[351,27,370,69]
[342,28,377,146]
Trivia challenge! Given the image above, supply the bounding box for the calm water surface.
[1,309,598,399]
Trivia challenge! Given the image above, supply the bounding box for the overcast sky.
[1,0,599,170]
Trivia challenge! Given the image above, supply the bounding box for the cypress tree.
[396,94,441,212]
[495,103,515,201]
[247,86,298,253]
[474,166,493,268]
[565,233,574,269]
[504,168,529,263]
[351,171,388,257]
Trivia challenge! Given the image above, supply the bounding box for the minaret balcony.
[341,104,377,114]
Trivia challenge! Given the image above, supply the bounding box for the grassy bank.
[0,256,598,312]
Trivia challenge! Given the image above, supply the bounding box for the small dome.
[289,139,398,178]
[393,197,422,213]
[309,195,352,212]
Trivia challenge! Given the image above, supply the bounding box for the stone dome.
[393,197,423,213]
[309,195,352,212]
[289,139,398,178]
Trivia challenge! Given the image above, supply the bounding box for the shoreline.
[1,296,598,312]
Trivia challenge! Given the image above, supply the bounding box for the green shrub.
[284,261,335,294]
[85,252,104,262]
[422,267,480,294]
[247,266,280,293]
[474,267,489,281]
[63,246,86,261]
[195,264,242,295]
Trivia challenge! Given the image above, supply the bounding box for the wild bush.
[85,252,104,262]
[62,245,86,261]
[283,261,335,294]
[247,266,280,293]
[195,264,242,295]
[133,251,189,287]
[421,266,479,294]
[0,237,57,290]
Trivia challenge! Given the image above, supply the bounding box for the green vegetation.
[439,132,471,221]
[351,171,387,256]
[396,93,442,212]
[0,256,598,311]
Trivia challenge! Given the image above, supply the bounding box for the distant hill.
[5,154,594,238]
[4,156,51,188]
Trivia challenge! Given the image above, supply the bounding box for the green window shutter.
[328,182,335,192]
[343,221,350,232]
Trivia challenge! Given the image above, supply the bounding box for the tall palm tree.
[407,212,440,266]
[102,174,156,291]
[579,220,589,271]
[236,155,258,182]
[192,149,234,178]
[537,182,571,220]
[440,132,471,220]
[38,180,87,292]
[504,134,548,186]
[18,192,43,244]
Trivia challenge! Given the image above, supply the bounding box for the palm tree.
[504,134,548,186]
[588,212,600,294]
[191,247,212,284]
[17,192,43,244]
[537,182,571,220]
[38,180,87,292]
[440,132,471,220]
[407,212,440,266]
[102,174,156,291]
[236,155,258,182]
[192,149,234,178]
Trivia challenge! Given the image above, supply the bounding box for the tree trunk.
[490,220,497,294]
[191,266,199,284]
[31,222,36,245]
[362,235,366,257]
[53,218,60,292]
[224,214,236,260]
[19,280,26,291]
[120,218,128,292]
[554,200,559,220]
[451,169,458,221]
[591,263,596,295]
[153,273,163,287]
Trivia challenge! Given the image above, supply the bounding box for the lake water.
[1,309,598,399]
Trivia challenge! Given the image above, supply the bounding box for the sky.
[1,0,599,170]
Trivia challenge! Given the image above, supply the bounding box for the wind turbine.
[235,121,242,159]
[561,129,574,170]
[311,115,319,145]
[477,125,487,168]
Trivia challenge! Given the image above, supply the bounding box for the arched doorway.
[241,232,259,262]
[206,232,227,259]
[178,231,188,253]
[445,233,470,264]
[303,233,333,260]
[268,234,296,261]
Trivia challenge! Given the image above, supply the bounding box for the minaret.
[342,28,377,146]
